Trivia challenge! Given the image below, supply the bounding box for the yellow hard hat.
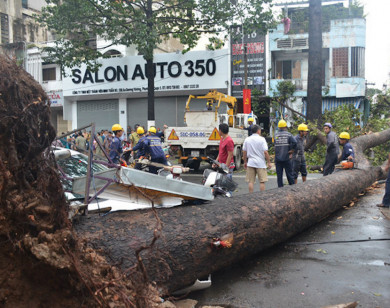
[137,127,145,135]
[248,117,254,123]
[148,126,157,134]
[339,132,350,140]
[278,119,287,128]
[111,124,123,132]
[298,123,308,131]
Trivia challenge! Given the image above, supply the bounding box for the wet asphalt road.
[180,165,390,308]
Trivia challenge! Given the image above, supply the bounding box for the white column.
[348,46,351,77]
[71,101,78,130]
[119,98,127,133]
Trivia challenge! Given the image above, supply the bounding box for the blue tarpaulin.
[302,97,364,115]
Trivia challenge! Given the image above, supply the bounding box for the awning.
[321,97,363,113]
[301,97,364,115]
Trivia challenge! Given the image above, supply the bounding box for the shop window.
[43,68,56,81]
[275,60,301,79]
[333,47,348,77]
[351,47,365,77]
[0,13,9,44]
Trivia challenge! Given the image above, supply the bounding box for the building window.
[43,68,56,81]
[275,60,301,79]
[22,0,28,9]
[351,47,365,78]
[332,47,348,77]
[0,13,9,44]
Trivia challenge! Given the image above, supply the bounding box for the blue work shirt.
[341,142,355,161]
[109,136,123,164]
[144,135,166,160]
[132,135,147,158]
[247,124,254,136]
[274,130,297,162]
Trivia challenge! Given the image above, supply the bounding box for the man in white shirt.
[243,125,272,193]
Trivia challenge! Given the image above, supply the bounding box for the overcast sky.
[361,0,390,89]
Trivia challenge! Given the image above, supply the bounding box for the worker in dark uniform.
[247,117,255,137]
[323,122,340,176]
[130,126,147,170]
[339,132,355,162]
[292,123,309,184]
[274,119,297,187]
[144,126,168,174]
[109,124,125,164]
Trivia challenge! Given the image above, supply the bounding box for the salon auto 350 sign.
[63,49,229,97]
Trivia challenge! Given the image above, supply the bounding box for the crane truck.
[164,90,257,170]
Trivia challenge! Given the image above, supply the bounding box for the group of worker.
[239,117,356,192]
[109,123,167,174]
[274,120,355,188]
[109,117,357,190]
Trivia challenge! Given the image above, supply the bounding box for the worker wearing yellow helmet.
[129,126,148,170]
[129,124,142,149]
[143,126,167,174]
[292,123,309,184]
[109,123,126,164]
[339,132,355,162]
[247,117,255,136]
[274,119,297,187]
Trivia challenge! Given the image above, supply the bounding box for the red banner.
[243,89,251,114]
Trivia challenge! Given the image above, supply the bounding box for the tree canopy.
[39,0,276,69]
[39,0,276,121]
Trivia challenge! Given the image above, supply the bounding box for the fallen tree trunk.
[75,129,390,295]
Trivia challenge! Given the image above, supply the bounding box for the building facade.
[269,4,366,125]
[61,49,229,133]
[0,0,50,65]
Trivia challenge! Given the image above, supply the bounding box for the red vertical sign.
[243,89,251,114]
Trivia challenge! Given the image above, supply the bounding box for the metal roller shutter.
[77,99,119,132]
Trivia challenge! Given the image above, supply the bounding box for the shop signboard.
[47,90,64,107]
[230,26,266,97]
[63,49,229,97]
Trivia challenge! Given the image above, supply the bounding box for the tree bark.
[307,0,323,121]
[74,129,390,295]
[146,58,155,122]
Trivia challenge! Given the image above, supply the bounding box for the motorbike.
[202,157,238,198]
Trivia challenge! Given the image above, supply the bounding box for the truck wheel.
[191,160,201,171]
[234,150,242,170]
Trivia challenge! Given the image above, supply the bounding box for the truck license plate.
[191,151,200,157]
